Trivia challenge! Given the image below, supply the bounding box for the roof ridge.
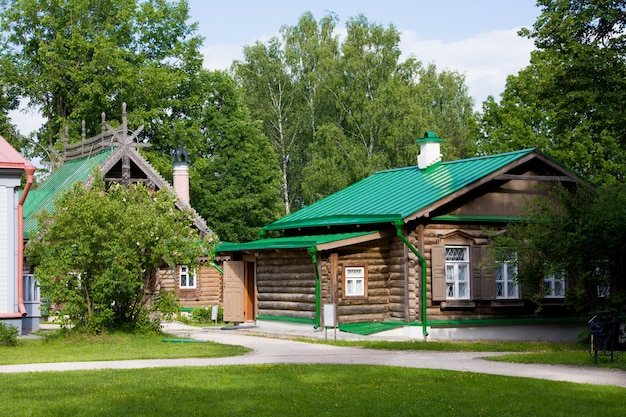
[442,148,535,165]
[374,148,536,175]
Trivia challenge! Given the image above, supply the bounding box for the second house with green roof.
[216,132,586,341]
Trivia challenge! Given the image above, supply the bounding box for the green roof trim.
[431,215,523,223]
[23,149,113,238]
[216,231,382,252]
[264,148,536,232]
[262,214,402,231]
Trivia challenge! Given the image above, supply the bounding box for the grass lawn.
[0,330,248,364]
[0,364,623,416]
[327,339,626,370]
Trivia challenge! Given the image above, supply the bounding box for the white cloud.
[201,33,276,71]
[400,28,535,107]
[9,100,45,137]
[201,43,246,71]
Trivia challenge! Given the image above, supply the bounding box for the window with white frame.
[179,265,196,289]
[445,246,470,299]
[593,263,610,298]
[495,257,519,299]
[543,272,565,298]
[344,266,367,297]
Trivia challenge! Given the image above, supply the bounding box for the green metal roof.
[264,148,536,232]
[23,149,113,238]
[216,231,380,252]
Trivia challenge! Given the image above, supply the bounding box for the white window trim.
[495,259,519,299]
[445,246,470,300]
[544,272,565,298]
[593,264,610,297]
[344,266,367,297]
[179,265,196,289]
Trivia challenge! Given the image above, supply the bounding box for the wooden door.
[244,261,256,321]
[223,261,245,322]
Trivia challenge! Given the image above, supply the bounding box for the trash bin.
[588,310,620,363]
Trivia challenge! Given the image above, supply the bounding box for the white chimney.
[416,131,443,169]
[173,147,190,205]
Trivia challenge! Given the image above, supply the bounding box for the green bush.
[153,290,181,322]
[0,322,19,346]
[192,306,222,324]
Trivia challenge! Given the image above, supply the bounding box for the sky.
[189,0,541,105]
[11,0,541,135]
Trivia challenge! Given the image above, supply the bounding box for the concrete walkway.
[2,321,625,389]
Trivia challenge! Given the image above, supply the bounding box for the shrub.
[0,322,19,346]
[153,290,181,322]
[192,306,222,324]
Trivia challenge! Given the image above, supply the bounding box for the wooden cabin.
[23,106,222,314]
[216,133,585,341]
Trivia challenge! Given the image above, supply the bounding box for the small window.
[179,265,196,289]
[495,257,519,299]
[344,266,367,297]
[445,246,470,300]
[544,272,565,298]
[593,264,610,298]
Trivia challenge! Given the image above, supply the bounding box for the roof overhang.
[216,230,393,253]
[403,150,586,223]
[262,214,402,232]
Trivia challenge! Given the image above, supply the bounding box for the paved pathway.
[2,322,625,388]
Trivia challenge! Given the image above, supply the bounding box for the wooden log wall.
[256,250,317,320]
[416,223,534,321]
[156,264,222,309]
[326,238,402,324]
[398,233,419,322]
[253,238,411,324]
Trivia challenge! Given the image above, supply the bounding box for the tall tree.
[234,12,341,213]
[478,0,626,184]
[233,38,302,215]
[188,71,282,243]
[0,0,204,155]
[235,13,478,208]
[0,79,21,148]
[0,1,280,243]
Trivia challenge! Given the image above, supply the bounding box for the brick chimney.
[173,147,190,205]
[416,131,443,169]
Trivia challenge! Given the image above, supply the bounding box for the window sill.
[440,300,475,310]
[491,300,524,308]
[541,298,565,306]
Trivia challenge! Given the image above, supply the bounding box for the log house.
[23,105,221,314]
[216,132,586,340]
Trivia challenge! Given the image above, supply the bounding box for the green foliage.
[488,183,626,315]
[0,1,281,245]
[235,12,478,211]
[185,70,282,243]
[0,0,204,153]
[0,322,19,347]
[25,176,214,333]
[478,0,626,185]
[152,290,181,322]
[191,306,223,323]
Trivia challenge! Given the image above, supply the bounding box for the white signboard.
[323,304,337,327]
